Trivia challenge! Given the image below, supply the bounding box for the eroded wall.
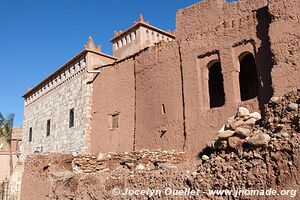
[90,59,135,153]
[91,0,299,156]
[135,42,185,151]
[268,0,300,96]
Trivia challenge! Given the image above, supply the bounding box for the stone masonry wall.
[22,54,91,159]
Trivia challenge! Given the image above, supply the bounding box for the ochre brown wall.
[90,59,135,153]
[90,0,299,156]
[268,0,300,96]
[135,42,185,151]
[176,0,274,155]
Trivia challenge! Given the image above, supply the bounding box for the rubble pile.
[194,89,300,193]
[73,149,186,173]
[21,90,300,200]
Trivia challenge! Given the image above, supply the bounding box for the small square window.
[46,119,51,136]
[69,108,74,128]
[29,127,33,142]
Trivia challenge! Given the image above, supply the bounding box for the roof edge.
[23,49,117,98]
[110,22,175,43]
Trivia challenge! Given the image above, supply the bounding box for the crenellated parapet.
[23,54,87,106]
[110,14,175,59]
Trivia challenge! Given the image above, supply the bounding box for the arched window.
[208,60,225,108]
[239,53,259,101]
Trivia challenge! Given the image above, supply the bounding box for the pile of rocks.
[73,149,186,173]
[195,89,300,192]
[207,107,267,152]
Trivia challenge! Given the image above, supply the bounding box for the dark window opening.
[160,130,167,138]
[208,61,225,108]
[29,127,32,142]
[239,53,259,101]
[69,108,74,128]
[46,119,51,136]
[161,104,166,114]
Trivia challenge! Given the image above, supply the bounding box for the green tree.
[0,113,15,176]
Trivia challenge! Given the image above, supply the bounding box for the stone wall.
[22,54,90,158]
[8,163,23,200]
[22,48,116,160]
[73,150,186,173]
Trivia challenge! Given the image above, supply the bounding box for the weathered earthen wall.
[268,0,300,96]
[176,0,275,155]
[175,0,268,40]
[0,155,18,182]
[135,42,185,151]
[90,59,135,153]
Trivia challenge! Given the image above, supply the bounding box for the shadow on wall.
[255,6,274,114]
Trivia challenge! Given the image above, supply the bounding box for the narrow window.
[46,119,51,136]
[109,113,119,130]
[208,61,225,108]
[69,108,74,128]
[29,127,33,142]
[161,104,166,114]
[112,114,119,129]
[239,53,259,101]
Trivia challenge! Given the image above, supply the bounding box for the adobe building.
[0,127,22,183]
[21,0,300,159]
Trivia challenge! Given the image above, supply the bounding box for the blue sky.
[0,0,234,126]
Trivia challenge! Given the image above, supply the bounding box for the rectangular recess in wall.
[109,113,119,130]
[161,104,166,114]
[29,127,33,142]
[46,119,51,136]
[69,108,74,128]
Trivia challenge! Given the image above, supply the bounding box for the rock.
[217,130,235,139]
[281,132,289,138]
[202,155,209,161]
[270,97,279,103]
[249,112,261,120]
[97,153,109,161]
[218,125,225,133]
[236,107,250,117]
[157,162,177,169]
[244,118,256,126]
[206,140,216,149]
[228,137,245,149]
[231,120,244,130]
[135,164,145,171]
[247,133,270,147]
[235,127,252,138]
[271,152,282,161]
[287,103,298,111]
